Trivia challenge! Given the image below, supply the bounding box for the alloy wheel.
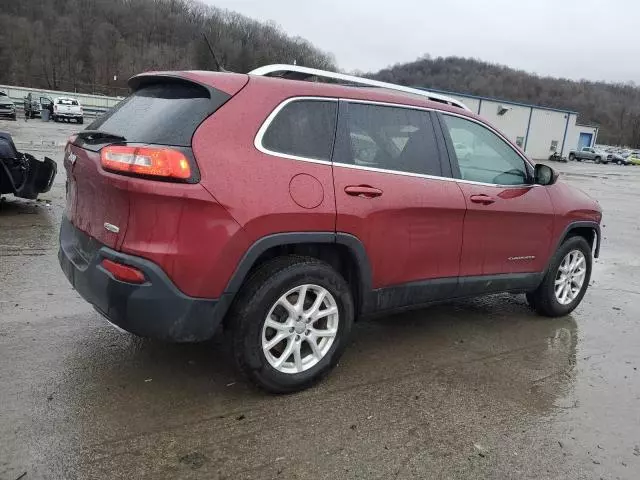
[261,284,339,374]
[554,249,587,305]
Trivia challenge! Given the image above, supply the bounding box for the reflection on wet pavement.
[1,120,640,479]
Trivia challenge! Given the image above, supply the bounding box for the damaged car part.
[0,132,57,200]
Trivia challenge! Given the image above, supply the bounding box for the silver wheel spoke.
[293,341,303,372]
[278,298,297,318]
[554,249,588,305]
[305,290,327,318]
[294,285,308,313]
[312,327,338,338]
[264,332,289,351]
[308,337,323,360]
[313,305,338,321]
[274,339,295,369]
[265,318,290,331]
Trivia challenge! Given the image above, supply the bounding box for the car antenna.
[202,33,226,72]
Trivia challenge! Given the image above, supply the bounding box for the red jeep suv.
[59,65,602,392]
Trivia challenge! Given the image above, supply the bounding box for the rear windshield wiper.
[76,130,127,143]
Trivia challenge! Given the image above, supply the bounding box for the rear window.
[87,82,229,146]
[261,100,338,161]
[336,102,442,176]
[58,99,79,105]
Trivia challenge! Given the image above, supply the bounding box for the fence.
[0,84,124,117]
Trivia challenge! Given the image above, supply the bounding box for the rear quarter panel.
[191,80,338,280]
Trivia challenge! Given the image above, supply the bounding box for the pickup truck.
[52,97,83,124]
[568,147,609,164]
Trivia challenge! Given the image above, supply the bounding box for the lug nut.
[289,327,295,333]
[295,335,300,341]
[305,330,310,336]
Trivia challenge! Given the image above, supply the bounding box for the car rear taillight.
[100,145,191,180]
[101,258,146,284]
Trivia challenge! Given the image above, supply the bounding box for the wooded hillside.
[0,0,335,95]
[372,56,640,147]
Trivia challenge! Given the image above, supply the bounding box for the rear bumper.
[58,216,224,342]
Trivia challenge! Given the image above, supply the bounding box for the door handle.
[469,194,496,205]
[344,185,383,198]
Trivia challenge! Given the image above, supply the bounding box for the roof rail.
[249,64,471,112]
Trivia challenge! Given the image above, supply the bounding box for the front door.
[438,113,555,283]
[333,101,467,310]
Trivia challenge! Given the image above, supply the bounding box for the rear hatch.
[64,73,247,249]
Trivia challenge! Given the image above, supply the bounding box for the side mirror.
[535,164,559,186]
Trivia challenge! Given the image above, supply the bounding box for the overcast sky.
[209,0,638,83]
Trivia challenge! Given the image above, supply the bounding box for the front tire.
[229,256,354,393]
[527,236,592,317]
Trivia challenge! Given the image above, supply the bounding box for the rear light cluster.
[100,145,191,180]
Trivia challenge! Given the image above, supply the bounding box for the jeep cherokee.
[59,65,602,393]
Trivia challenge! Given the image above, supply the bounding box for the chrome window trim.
[254,96,538,188]
[254,96,338,165]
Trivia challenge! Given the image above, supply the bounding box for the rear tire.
[229,256,354,393]
[568,153,575,161]
[78,117,84,125]
[527,236,592,317]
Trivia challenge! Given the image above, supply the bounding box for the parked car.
[0,131,56,200]
[627,152,640,165]
[568,147,609,164]
[608,152,629,165]
[52,97,83,124]
[0,91,17,120]
[58,65,602,393]
[23,92,53,119]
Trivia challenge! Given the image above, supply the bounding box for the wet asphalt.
[1,118,639,480]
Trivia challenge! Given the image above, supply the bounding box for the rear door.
[333,101,466,309]
[438,113,554,279]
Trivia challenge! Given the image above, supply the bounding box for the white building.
[426,89,598,160]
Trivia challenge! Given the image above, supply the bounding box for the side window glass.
[339,103,442,176]
[261,100,337,161]
[442,114,528,185]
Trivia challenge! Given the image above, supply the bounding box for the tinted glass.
[339,103,441,176]
[88,82,228,146]
[443,114,527,185]
[262,100,337,161]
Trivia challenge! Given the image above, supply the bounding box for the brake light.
[100,145,191,180]
[101,258,146,284]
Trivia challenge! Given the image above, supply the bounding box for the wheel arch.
[220,232,372,322]
[558,221,601,259]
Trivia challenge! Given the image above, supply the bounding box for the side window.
[337,102,442,176]
[261,100,337,161]
[442,114,528,185]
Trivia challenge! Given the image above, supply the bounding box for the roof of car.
[166,70,476,119]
